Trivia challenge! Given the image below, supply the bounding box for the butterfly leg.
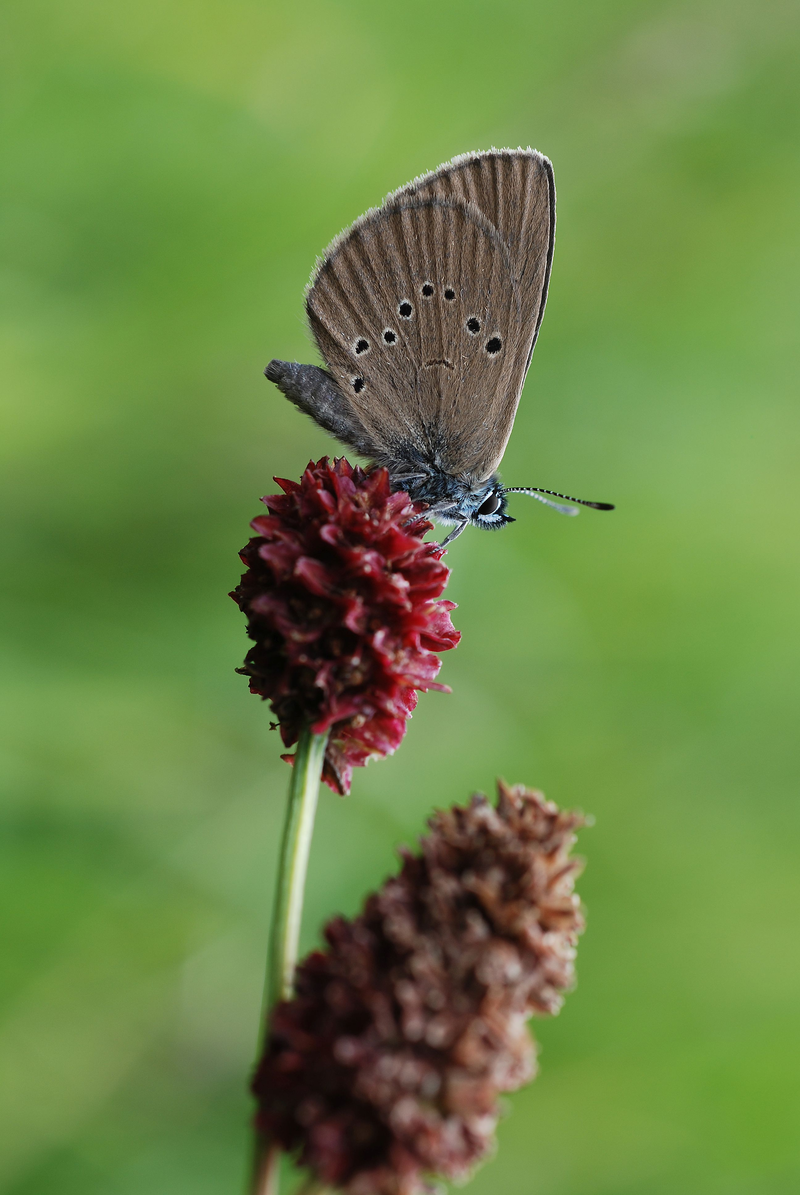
[439,520,468,548]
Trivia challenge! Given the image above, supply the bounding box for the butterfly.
[266,148,612,545]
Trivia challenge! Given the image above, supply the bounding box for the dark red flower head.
[253,782,586,1194]
[230,457,460,793]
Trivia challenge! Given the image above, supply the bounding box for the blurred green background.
[2,0,799,1192]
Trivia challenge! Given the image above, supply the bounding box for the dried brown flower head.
[253,782,585,1194]
[231,457,460,793]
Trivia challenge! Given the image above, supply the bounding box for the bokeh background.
[3,1,800,1192]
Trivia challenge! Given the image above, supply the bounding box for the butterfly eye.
[383,329,397,344]
[478,491,501,517]
[352,377,365,393]
[485,337,502,355]
[354,338,369,355]
[466,317,480,334]
[398,301,413,318]
[421,283,434,297]
[444,288,456,301]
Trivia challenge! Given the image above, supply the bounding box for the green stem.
[250,1143,280,1195]
[264,724,329,1025]
[250,726,328,1195]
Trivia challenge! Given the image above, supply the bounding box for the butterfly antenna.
[505,487,615,515]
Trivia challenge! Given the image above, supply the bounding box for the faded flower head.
[231,457,460,793]
[253,782,585,1194]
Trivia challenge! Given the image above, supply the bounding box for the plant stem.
[250,725,328,1195]
[250,1148,329,1195]
[264,725,329,1018]
[250,1143,280,1195]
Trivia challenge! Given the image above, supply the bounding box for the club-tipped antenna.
[505,487,615,516]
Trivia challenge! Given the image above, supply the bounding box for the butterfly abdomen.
[264,360,380,459]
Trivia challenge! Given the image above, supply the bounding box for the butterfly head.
[469,481,514,531]
[435,476,615,546]
[463,480,614,529]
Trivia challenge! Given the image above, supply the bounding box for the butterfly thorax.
[380,455,513,533]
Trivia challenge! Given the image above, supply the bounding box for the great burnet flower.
[231,457,460,794]
[253,782,585,1195]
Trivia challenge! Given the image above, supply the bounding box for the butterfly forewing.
[306,149,555,482]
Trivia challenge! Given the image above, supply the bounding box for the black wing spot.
[352,377,365,393]
[383,329,397,344]
[398,300,413,318]
[444,288,456,301]
[354,338,369,355]
[485,337,502,355]
[421,282,434,297]
[466,317,480,334]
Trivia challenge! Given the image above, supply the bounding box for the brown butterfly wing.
[306,149,554,481]
[402,148,555,374]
